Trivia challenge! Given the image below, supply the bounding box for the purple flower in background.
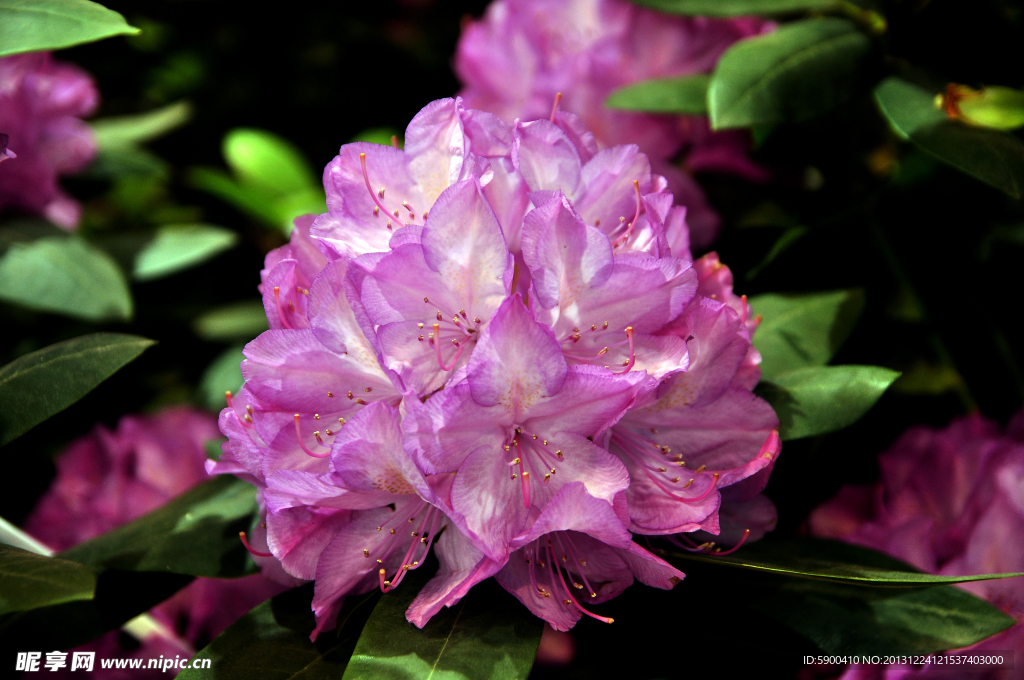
[0,52,98,229]
[24,407,284,677]
[809,410,1024,680]
[456,0,772,247]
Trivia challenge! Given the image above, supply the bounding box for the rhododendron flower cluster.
[810,410,1024,680]
[25,407,283,678]
[0,52,98,229]
[212,97,780,636]
[455,0,773,247]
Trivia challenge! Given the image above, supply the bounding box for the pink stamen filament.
[611,181,643,248]
[667,533,714,553]
[555,533,597,597]
[239,531,272,557]
[611,327,635,374]
[294,414,330,458]
[273,287,294,330]
[432,324,465,371]
[549,92,562,122]
[379,506,441,592]
[225,390,234,409]
[611,429,720,503]
[548,543,613,624]
[712,529,751,556]
[359,152,408,228]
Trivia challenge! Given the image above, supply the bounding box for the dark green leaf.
[708,18,871,129]
[749,289,864,380]
[758,365,899,440]
[177,586,379,680]
[667,537,1024,585]
[0,333,154,446]
[343,574,542,680]
[200,346,245,411]
[60,476,258,578]
[0,236,133,320]
[0,545,96,616]
[0,0,139,57]
[133,224,238,281]
[874,77,1024,199]
[193,301,268,342]
[91,101,192,148]
[0,569,192,654]
[628,0,836,16]
[758,579,1017,654]
[605,74,709,114]
[745,226,808,281]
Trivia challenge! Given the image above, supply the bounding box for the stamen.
[549,92,562,122]
[273,287,294,330]
[224,390,234,409]
[433,323,465,371]
[239,531,272,557]
[294,414,329,458]
[390,135,399,149]
[611,180,643,248]
[359,153,405,227]
[612,327,635,374]
[550,543,613,624]
[712,529,751,556]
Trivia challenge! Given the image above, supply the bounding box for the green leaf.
[200,346,244,411]
[958,86,1024,131]
[758,579,1017,654]
[605,74,709,114]
[758,365,899,440]
[628,0,836,16]
[193,301,268,342]
[744,226,808,281]
[178,586,379,680]
[0,236,133,321]
[224,129,318,195]
[875,77,1024,199]
[343,574,542,680]
[0,0,139,57]
[708,18,871,129]
[667,537,1024,585]
[91,101,192,149]
[133,224,238,281]
[749,289,865,381]
[350,127,403,148]
[0,545,96,616]
[0,333,154,446]
[60,476,258,578]
[189,167,325,235]
[0,515,53,556]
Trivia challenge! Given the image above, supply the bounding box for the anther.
[347,391,354,399]
[363,549,369,557]
[327,391,334,398]
[225,390,234,408]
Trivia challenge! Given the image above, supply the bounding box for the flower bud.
[936,83,1024,131]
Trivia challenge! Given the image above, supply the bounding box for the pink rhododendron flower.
[0,52,98,229]
[24,407,284,677]
[214,96,779,635]
[455,0,773,247]
[809,410,1024,680]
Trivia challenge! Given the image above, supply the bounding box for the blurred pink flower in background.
[810,409,1024,680]
[24,407,284,678]
[0,52,98,229]
[455,0,772,248]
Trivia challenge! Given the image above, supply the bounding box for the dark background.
[3,1,1024,677]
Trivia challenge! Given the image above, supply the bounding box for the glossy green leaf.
[709,18,871,129]
[0,333,154,446]
[60,476,258,578]
[749,289,864,380]
[91,101,192,149]
[178,586,378,680]
[0,237,132,320]
[668,537,1024,585]
[758,365,899,440]
[343,575,542,680]
[758,579,1017,654]
[629,0,836,15]
[0,0,139,57]
[200,346,244,411]
[875,77,1024,199]
[193,301,268,342]
[0,545,96,616]
[605,74,709,114]
[133,224,238,281]
[0,515,53,556]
